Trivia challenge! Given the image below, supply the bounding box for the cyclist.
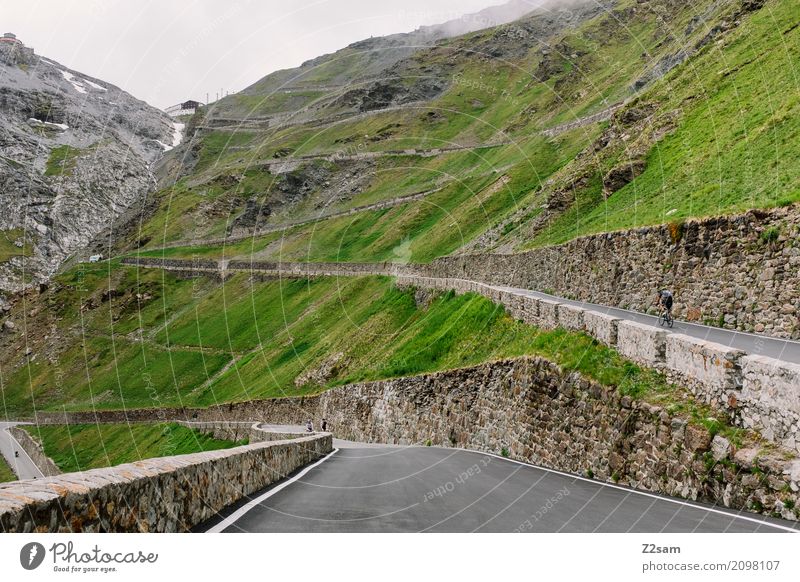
[656,289,674,318]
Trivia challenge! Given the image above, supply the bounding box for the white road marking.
[471,449,799,533]
[1,425,45,479]
[206,448,339,533]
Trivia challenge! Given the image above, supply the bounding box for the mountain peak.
[0,41,178,291]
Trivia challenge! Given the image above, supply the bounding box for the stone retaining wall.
[33,399,317,427]
[0,431,331,532]
[396,276,800,455]
[31,357,800,521]
[665,335,744,407]
[740,356,800,451]
[275,358,800,521]
[424,205,800,340]
[127,205,800,340]
[118,265,800,454]
[120,257,417,279]
[7,427,61,477]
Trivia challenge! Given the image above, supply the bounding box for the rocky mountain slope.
[204,0,548,122]
[2,0,799,419]
[141,0,794,267]
[0,35,177,292]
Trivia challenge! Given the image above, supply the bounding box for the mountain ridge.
[0,34,177,292]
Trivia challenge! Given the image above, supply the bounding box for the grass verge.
[22,423,246,474]
[0,455,17,483]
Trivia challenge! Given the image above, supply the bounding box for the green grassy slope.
[514,0,800,248]
[22,423,245,474]
[0,455,17,483]
[136,0,793,263]
[0,265,663,414]
[137,1,717,254]
[0,261,232,415]
[135,129,593,261]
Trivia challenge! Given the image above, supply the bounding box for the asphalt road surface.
[0,422,42,481]
[201,445,799,533]
[130,261,800,364]
[490,283,800,364]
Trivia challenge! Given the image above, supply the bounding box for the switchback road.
[0,422,42,481]
[489,282,800,365]
[122,257,800,365]
[201,444,798,533]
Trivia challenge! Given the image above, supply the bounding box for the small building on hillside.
[0,32,36,65]
[0,32,22,45]
[165,100,202,117]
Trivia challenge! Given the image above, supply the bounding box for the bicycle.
[658,307,674,328]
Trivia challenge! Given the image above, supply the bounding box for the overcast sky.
[1,0,506,109]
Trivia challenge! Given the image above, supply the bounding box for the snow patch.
[60,70,87,94]
[160,122,185,151]
[27,118,69,131]
[171,122,185,147]
[83,78,107,92]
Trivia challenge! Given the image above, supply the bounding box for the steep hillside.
[204,0,548,122]
[126,0,795,266]
[129,0,612,253]
[496,0,800,251]
[2,0,798,419]
[0,262,662,416]
[0,34,177,292]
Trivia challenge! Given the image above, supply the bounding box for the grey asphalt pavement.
[491,283,800,364]
[0,422,43,481]
[201,446,799,533]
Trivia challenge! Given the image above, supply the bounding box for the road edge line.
[462,447,798,533]
[2,425,45,479]
[205,447,340,533]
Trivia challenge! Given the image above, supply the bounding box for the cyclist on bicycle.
[656,289,673,316]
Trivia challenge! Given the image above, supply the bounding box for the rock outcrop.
[0,35,177,291]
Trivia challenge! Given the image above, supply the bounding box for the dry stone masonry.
[0,426,331,532]
[123,257,800,455]
[28,358,800,522]
[427,205,800,340]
